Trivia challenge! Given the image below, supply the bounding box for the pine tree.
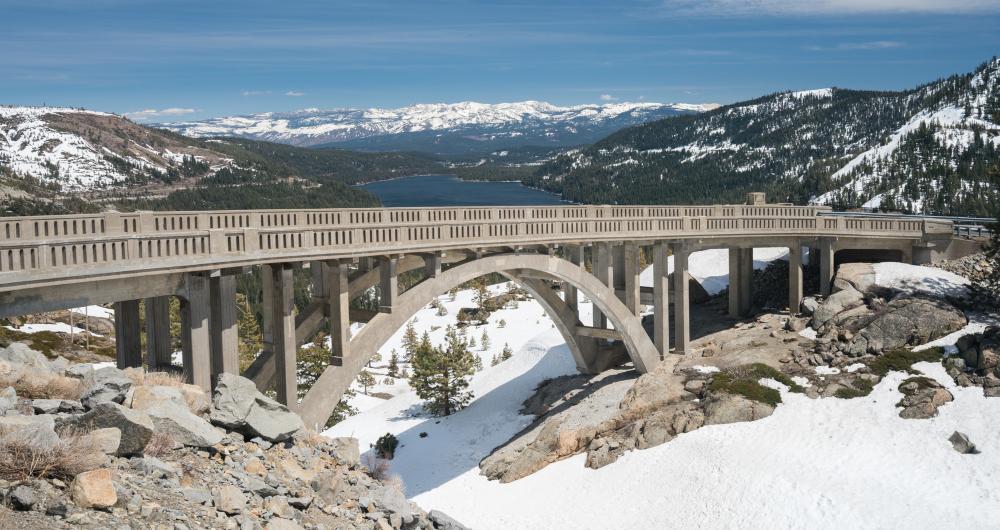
[497,319,506,329]
[368,350,382,368]
[490,354,500,367]
[358,370,376,395]
[401,322,419,360]
[387,349,400,378]
[480,329,490,350]
[500,343,513,362]
[236,293,263,371]
[409,329,475,416]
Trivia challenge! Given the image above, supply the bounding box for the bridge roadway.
[0,193,975,429]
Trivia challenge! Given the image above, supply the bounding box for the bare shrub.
[125,368,185,388]
[361,453,391,481]
[0,429,105,481]
[143,431,176,458]
[0,368,83,400]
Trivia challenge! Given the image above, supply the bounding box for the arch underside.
[299,252,660,430]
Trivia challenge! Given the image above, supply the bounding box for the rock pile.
[896,377,953,419]
[0,342,467,530]
[947,326,1000,397]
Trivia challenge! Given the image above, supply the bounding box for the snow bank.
[873,262,970,299]
[5,323,100,337]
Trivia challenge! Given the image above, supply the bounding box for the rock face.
[703,392,775,425]
[811,284,865,330]
[80,367,133,409]
[0,343,52,371]
[58,402,154,455]
[210,373,303,442]
[833,262,876,294]
[849,296,967,355]
[70,468,117,509]
[897,377,954,419]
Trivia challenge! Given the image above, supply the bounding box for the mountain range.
[524,58,1000,216]
[160,101,714,155]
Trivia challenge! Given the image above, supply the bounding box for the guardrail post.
[208,230,227,254]
[104,212,122,236]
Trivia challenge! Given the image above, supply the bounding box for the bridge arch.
[299,252,660,430]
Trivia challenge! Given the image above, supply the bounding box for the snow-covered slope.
[326,258,1000,530]
[161,100,715,153]
[0,105,228,191]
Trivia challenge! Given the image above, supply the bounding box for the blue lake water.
[358,174,565,207]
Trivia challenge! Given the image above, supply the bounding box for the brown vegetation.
[0,430,104,481]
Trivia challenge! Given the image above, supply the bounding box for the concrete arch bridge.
[0,193,981,429]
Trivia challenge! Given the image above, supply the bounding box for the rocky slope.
[0,344,467,530]
[160,101,714,155]
[526,57,1000,215]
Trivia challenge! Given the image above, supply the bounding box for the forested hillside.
[526,58,1000,216]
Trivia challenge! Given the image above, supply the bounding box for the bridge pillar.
[673,244,691,355]
[819,239,835,296]
[114,299,142,369]
[564,245,584,314]
[593,242,613,329]
[652,242,670,358]
[379,256,399,313]
[269,264,298,408]
[255,264,276,392]
[621,243,641,316]
[423,252,443,278]
[728,248,740,318]
[209,273,239,382]
[788,244,803,313]
[325,260,351,367]
[180,273,212,391]
[144,296,172,371]
[739,248,753,315]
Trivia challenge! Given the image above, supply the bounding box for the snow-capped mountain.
[160,101,715,154]
[526,58,1000,216]
[0,105,229,191]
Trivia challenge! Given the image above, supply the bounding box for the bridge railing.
[0,204,942,279]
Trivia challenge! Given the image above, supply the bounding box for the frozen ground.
[326,259,998,529]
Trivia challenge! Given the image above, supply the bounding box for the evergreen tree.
[358,370,376,395]
[480,329,490,350]
[408,329,475,416]
[500,343,513,362]
[236,293,263,371]
[490,354,500,367]
[387,349,400,378]
[368,350,382,368]
[401,322,419,360]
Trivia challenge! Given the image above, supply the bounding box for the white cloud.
[600,94,617,101]
[661,0,1000,15]
[805,40,905,51]
[242,90,272,96]
[285,90,306,97]
[125,107,198,121]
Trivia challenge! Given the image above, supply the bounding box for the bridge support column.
[114,299,142,369]
[326,260,351,367]
[144,296,172,371]
[379,256,399,313]
[209,273,239,382]
[728,248,741,318]
[673,244,691,355]
[270,264,298,408]
[819,239,835,296]
[621,243,641,316]
[652,242,670,358]
[564,245,583,314]
[423,252,443,279]
[739,248,753,315]
[180,273,212,391]
[592,243,613,329]
[788,244,803,313]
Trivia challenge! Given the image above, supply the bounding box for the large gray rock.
[799,296,819,317]
[429,510,472,530]
[81,367,133,409]
[326,437,360,467]
[703,392,775,425]
[57,402,153,455]
[373,485,414,524]
[832,262,876,294]
[897,377,953,419]
[0,414,59,448]
[210,373,303,442]
[32,398,84,414]
[853,296,967,354]
[949,431,980,454]
[0,343,51,371]
[146,401,223,448]
[0,387,18,415]
[811,284,864,330]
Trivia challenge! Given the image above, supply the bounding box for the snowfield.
[325,253,998,529]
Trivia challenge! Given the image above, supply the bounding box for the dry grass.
[124,368,185,388]
[143,431,177,457]
[0,367,83,400]
[362,453,392,481]
[0,429,105,481]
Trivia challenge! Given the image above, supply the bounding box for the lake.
[358,174,565,207]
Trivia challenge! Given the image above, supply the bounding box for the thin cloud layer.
[125,107,197,120]
[662,0,1000,15]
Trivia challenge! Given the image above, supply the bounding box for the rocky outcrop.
[703,392,775,425]
[945,327,1000,397]
[57,402,154,456]
[210,373,304,442]
[896,377,953,419]
[846,296,967,355]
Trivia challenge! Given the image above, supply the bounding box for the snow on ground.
[639,247,790,295]
[69,305,115,320]
[873,262,970,299]
[5,323,101,337]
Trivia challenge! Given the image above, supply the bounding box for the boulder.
[832,262,875,294]
[65,364,95,380]
[58,402,153,455]
[9,484,37,511]
[264,495,295,519]
[326,437,361,467]
[70,468,117,509]
[373,485,414,524]
[210,373,303,442]
[948,431,980,454]
[0,414,59,448]
[811,285,864,330]
[428,510,471,530]
[127,385,186,411]
[81,367,133,409]
[213,484,246,515]
[134,456,180,479]
[0,387,18,415]
[897,377,953,419]
[703,392,774,425]
[799,296,819,316]
[0,343,51,371]
[267,519,304,530]
[82,427,122,455]
[32,398,84,414]
[146,401,223,448]
[855,296,967,354]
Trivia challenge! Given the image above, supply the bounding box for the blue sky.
[3,0,999,122]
